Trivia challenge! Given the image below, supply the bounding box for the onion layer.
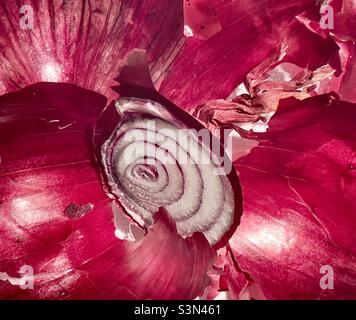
[230,95,356,299]
[101,97,240,247]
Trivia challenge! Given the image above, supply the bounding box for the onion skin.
[0,0,185,98]
[160,0,337,110]
[1,0,355,301]
[296,1,356,103]
[0,83,215,299]
[229,95,356,299]
[183,0,222,40]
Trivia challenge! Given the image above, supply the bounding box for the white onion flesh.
[101,98,235,245]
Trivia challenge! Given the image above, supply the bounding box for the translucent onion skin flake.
[101,97,242,248]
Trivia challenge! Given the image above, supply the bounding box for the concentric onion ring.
[101,98,241,246]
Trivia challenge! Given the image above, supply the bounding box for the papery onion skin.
[0,83,215,300]
[160,0,337,110]
[183,0,222,40]
[0,0,185,98]
[296,0,356,103]
[2,0,355,301]
[229,95,356,299]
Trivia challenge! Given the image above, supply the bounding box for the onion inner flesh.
[101,98,235,245]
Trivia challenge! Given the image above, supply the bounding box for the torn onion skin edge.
[93,51,243,250]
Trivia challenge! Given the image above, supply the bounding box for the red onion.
[1,0,356,301]
[0,82,217,299]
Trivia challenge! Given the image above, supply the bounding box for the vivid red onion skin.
[296,0,356,103]
[183,0,222,40]
[0,0,185,99]
[229,95,356,299]
[160,0,337,110]
[0,82,216,300]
